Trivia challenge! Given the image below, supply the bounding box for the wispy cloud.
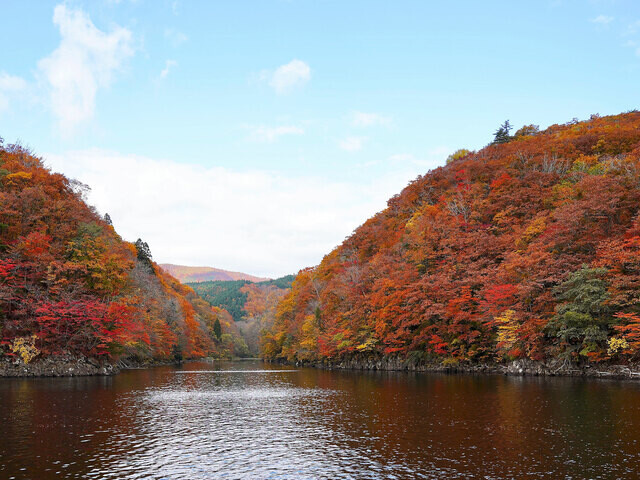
[0,72,27,112]
[624,40,640,57]
[590,15,614,26]
[250,125,304,142]
[622,21,640,56]
[350,111,391,127]
[164,28,188,47]
[627,20,640,36]
[37,4,134,133]
[256,59,311,94]
[339,136,366,152]
[160,59,177,79]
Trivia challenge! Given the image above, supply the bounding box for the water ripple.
[3,361,640,479]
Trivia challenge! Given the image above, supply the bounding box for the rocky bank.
[0,355,189,377]
[0,355,119,377]
[300,356,640,380]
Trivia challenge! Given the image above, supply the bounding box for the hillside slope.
[262,112,640,367]
[0,140,248,372]
[159,264,269,283]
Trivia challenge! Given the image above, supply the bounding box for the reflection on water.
[1,361,640,479]
[174,369,298,374]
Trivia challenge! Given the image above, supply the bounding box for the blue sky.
[1,0,639,277]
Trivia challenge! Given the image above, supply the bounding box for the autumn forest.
[260,112,640,368]
[3,112,640,372]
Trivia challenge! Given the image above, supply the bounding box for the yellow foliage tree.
[516,216,547,250]
[11,335,40,364]
[495,310,519,357]
[607,337,629,357]
[298,314,318,359]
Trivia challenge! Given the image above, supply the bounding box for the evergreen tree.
[547,266,611,359]
[135,238,153,264]
[492,120,512,144]
[213,318,222,340]
[171,344,183,362]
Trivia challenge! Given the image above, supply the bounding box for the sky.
[1,0,639,277]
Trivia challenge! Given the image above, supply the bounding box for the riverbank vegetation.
[261,112,640,368]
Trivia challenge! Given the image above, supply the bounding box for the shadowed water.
[1,360,640,479]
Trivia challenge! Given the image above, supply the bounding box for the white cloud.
[351,111,391,127]
[37,4,134,132]
[258,59,311,94]
[590,15,614,25]
[0,72,26,91]
[339,136,366,152]
[0,72,27,112]
[250,125,304,142]
[164,28,188,47]
[44,149,408,277]
[160,60,177,79]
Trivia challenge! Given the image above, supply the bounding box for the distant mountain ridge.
[159,264,270,283]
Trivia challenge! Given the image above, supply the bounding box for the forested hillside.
[262,112,640,366]
[190,276,295,322]
[0,139,248,367]
[190,276,294,355]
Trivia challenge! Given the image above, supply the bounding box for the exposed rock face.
[298,355,640,380]
[0,356,118,377]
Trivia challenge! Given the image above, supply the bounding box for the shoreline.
[287,356,640,380]
[0,355,259,378]
[0,356,184,378]
[0,355,119,378]
[5,354,640,380]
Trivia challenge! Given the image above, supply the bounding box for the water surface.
[1,360,640,479]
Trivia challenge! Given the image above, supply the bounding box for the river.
[1,360,640,479]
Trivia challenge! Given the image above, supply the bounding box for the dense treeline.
[262,112,640,366]
[190,276,294,355]
[0,139,248,364]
